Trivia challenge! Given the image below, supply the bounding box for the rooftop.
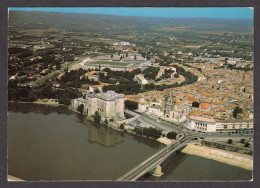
[96,90,125,101]
[188,115,216,123]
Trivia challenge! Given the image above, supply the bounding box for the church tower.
[164,89,175,118]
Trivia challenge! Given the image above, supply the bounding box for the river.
[8,103,252,181]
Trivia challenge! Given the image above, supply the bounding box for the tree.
[56,62,61,70]
[174,74,179,78]
[93,111,101,124]
[120,124,125,130]
[192,101,200,108]
[77,104,84,114]
[233,106,242,118]
[94,88,100,93]
[244,142,250,148]
[125,100,138,110]
[240,139,246,144]
[227,139,233,144]
[167,132,177,139]
[27,91,38,102]
[58,93,71,106]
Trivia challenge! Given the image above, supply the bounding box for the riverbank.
[9,101,174,147]
[182,143,253,171]
[157,137,174,145]
[9,99,61,106]
[8,175,24,181]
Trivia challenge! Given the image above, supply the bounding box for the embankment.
[182,143,253,171]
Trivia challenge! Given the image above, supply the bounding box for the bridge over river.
[117,134,196,181]
[118,111,253,181]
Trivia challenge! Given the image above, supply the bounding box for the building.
[186,116,216,132]
[216,119,253,131]
[72,90,125,121]
[185,115,253,132]
[164,90,175,118]
[134,74,148,85]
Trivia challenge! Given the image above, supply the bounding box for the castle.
[72,90,125,121]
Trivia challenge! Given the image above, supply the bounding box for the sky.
[9,7,253,19]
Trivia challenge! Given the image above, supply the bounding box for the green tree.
[120,124,125,130]
[240,139,246,144]
[77,104,84,114]
[94,88,100,93]
[125,100,138,110]
[174,74,179,78]
[233,106,242,118]
[245,142,250,148]
[167,131,178,139]
[58,93,71,106]
[93,111,101,124]
[192,101,200,108]
[27,91,38,102]
[227,139,233,144]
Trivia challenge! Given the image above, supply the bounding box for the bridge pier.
[152,165,163,177]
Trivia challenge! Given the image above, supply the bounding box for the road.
[118,110,253,181]
[135,111,253,139]
[117,133,198,181]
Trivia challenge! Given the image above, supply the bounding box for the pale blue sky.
[9,7,253,19]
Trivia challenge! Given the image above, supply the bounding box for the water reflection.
[8,102,164,180]
[8,102,73,116]
[88,125,124,147]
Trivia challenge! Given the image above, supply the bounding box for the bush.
[192,101,200,108]
[133,127,162,139]
[93,111,101,124]
[77,104,84,114]
[58,93,71,106]
[120,124,125,130]
[233,106,242,118]
[245,142,250,148]
[240,139,246,144]
[227,139,233,144]
[125,100,138,110]
[167,131,178,139]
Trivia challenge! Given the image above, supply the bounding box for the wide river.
[8,103,252,181]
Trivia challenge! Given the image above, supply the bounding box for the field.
[89,61,131,67]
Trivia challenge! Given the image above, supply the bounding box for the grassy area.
[89,61,131,66]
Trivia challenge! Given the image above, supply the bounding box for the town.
[7,9,254,181]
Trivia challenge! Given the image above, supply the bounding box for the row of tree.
[133,127,162,139]
[8,80,81,106]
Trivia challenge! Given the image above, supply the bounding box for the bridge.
[117,111,253,181]
[117,134,195,181]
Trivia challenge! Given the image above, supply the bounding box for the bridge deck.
[117,136,193,181]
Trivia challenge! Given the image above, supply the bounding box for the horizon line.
[9,7,254,19]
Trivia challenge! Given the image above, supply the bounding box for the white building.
[186,116,216,132]
[73,90,125,121]
[138,101,150,112]
[148,105,164,116]
[216,119,253,131]
[185,115,253,132]
[134,74,148,85]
